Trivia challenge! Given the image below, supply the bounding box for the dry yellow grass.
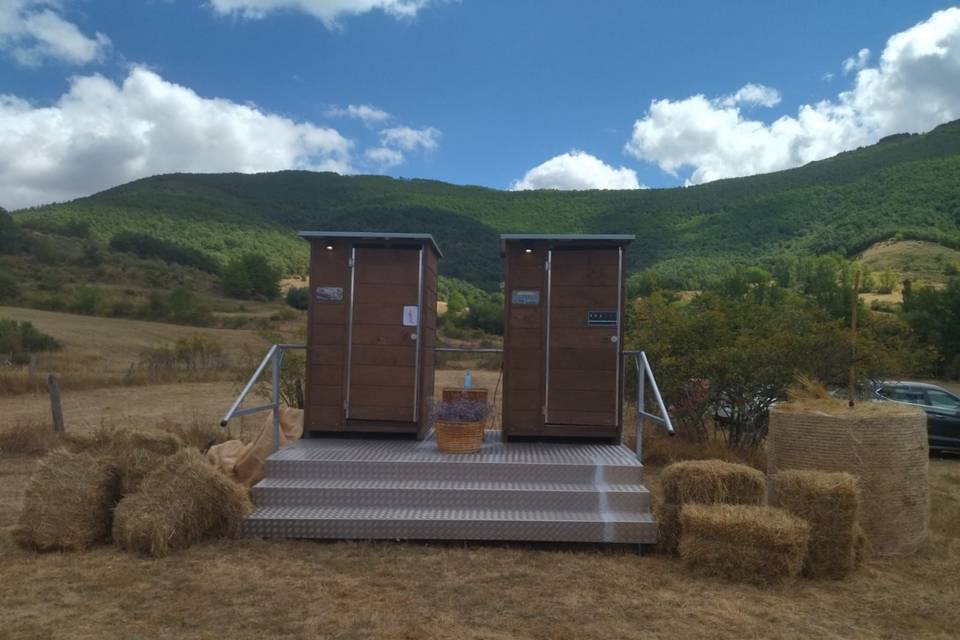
[0,459,958,639]
[0,306,271,395]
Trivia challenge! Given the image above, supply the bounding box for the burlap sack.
[207,407,303,487]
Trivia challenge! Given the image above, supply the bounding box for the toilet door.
[544,247,622,427]
[345,246,423,422]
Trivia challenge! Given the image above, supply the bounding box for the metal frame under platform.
[243,431,658,544]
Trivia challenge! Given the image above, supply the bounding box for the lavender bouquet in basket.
[431,399,492,454]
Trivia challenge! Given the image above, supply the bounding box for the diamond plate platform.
[243,431,658,544]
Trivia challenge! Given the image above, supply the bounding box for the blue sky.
[1,1,960,208]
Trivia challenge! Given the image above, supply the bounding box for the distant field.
[859,240,960,290]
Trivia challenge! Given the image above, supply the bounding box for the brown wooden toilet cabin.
[500,234,634,442]
[299,231,440,438]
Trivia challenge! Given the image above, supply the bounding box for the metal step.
[251,478,651,511]
[242,505,658,544]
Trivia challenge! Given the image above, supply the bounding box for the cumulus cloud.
[510,151,642,191]
[364,146,404,167]
[379,125,440,151]
[0,0,110,66]
[326,103,391,124]
[0,67,353,209]
[209,0,431,27]
[720,83,781,108]
[842,47,871,74]
[625,8,960,184]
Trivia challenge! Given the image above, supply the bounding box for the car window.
[925,389,960,410]
[886,387,925,405]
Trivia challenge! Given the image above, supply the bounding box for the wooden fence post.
[48,373,64,433]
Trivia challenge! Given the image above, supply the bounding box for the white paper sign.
[403,305,419,326]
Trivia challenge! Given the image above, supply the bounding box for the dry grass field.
[0,451,957,640]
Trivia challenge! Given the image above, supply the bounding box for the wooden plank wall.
[502,245,546,435]
[304,240,350,431]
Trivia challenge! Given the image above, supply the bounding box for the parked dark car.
[874,381,960,452]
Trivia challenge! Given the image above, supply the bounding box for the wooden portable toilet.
[500,234,634,441]
[299,231,440,438]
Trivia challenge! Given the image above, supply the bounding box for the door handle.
[609,335,618,343]
[410,333,418,341]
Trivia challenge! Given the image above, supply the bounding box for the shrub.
[0,271,19,302]
[0,319,62,361]
[222,253,280,300]
[110,231,221,274]
[139,335,230,373]
[285,286,309,310]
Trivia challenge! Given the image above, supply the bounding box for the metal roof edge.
[298,231,442,257]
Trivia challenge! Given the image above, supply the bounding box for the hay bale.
[112,448,253,557]
[771,470,862,578]
[70,426,184,495]
[769,401,928,555]
[679,504,810,585]
[657,459,766,554]
[15,449,119,551]
[661,459,766,505]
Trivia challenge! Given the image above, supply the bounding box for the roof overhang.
[299,231,442,257]
[499,234,634,255]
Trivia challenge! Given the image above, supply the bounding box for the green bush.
[222,253,280,300]
[0,272,20,303]
[285,286,309,310]
[0,210,24,254]
[0,319,61,362]
[110,232,221,274]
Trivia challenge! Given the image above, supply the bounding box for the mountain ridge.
[13,119,960,289]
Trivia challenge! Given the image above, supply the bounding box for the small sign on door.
[512,289,540,305]
[315,286,343,302]
[403,305,419,326]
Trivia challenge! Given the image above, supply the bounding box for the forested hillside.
[13,119,960,290]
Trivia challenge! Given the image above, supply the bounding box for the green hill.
[13,119,960,290]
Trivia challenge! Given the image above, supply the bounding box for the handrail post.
[272,346,282,453]
[636,354,645,461]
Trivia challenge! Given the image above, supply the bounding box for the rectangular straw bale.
[70,426,185,495]
[661,460,766,505]
[679,504,810,585]
[14,448,119,551]
[771,470,863,578]
[112,448,253,557]
[657,459,767,554]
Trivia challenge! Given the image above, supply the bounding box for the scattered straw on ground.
[771,469,864,579]
[679,503,811,585]
[13,449,118,551]
[112,448,253,557]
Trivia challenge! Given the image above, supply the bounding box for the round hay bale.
[112,448,253,558]
[679,504,810,585]
[15,448,119,551]
[770,470,863,578]
[768,401,928,556]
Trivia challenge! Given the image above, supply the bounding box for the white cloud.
[0,67,353,209]
[326,103,391,124]
[625,7,960,185]
[720,83,781,108]
[0,0,110,66]
[209,0,431,27]
[510,151,642,191]
[364,146,404,167]
[379,125,440,151]
[842,47,871,74]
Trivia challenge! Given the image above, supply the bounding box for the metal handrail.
[622,350,675,460]
[222,343,672,459]
[220,343,305,452]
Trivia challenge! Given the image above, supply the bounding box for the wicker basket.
[435,419,485,454]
